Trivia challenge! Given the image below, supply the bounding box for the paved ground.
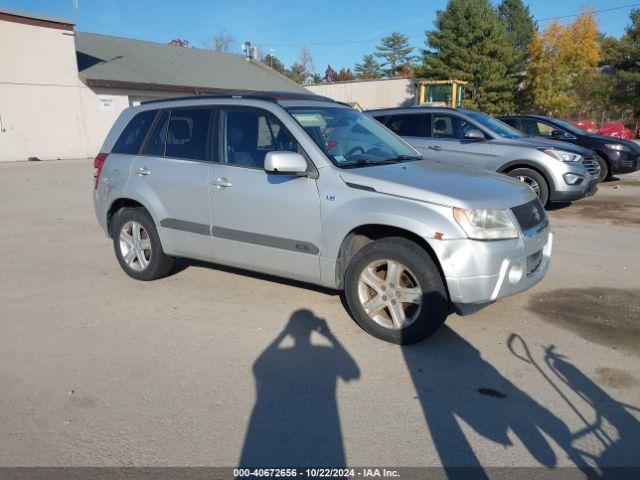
[1,159,639,472]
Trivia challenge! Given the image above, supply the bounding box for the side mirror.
[264,151,308,175]
[464,128,485,140]
[551,129,566,139]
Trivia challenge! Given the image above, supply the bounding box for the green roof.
[75,32,307,94]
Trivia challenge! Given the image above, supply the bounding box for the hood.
[495,136,592,156]
[584,134,640,151]
[339,160,536,210]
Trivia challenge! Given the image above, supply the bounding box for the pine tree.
[375,33,415,77]
[498,0,536,54]
[354,54,383,79]
[261,54,286,75]
[613,9,640,114]
[421,0,519,114]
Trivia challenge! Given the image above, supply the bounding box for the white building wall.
[306,78,417,110]
[0,18,140,161]
[0,18,88,161]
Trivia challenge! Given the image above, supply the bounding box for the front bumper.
[432,225,552,313]
[604,150,640,174]
[551,178,598,202]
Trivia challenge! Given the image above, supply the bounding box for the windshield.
[286,106,421,168]
[464,110,526,139]
[550,118,586,135]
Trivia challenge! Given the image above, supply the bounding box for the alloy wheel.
[119,221,152,271]
[357,259,423,330]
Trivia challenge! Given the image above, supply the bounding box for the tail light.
[93,153,108,190]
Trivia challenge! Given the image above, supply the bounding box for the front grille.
[511,199,546,232]
[527,250,543,276]
[621,155,638,169]
[582,156,600,178]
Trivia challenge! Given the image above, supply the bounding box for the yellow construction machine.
[417,79,467,108]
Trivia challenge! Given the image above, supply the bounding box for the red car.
[598,121,632,140]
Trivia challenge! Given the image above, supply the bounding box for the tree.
[261,54,286,75]
[354,54,383,79]
[168,39,191,47]
[288,62,307,84]
[323,64,338,82]
[310,73,323,84]
[212,27,235,52]
[289,46,315,84]
[498,0,536,54]
[334,68,355,82]
[525,10,601,117]
[610,9,640,115]
[375,32,415,76]
[421,0,519,114]
[498,0,536,109]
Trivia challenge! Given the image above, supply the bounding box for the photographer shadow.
[239,309,360,468]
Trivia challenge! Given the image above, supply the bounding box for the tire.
[594,153,610,181]
[344,237,449,345]
[110,207,174,281]
[507,168,550,206]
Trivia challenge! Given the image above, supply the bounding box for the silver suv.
[93,92,552,344]
[368,107,600,206]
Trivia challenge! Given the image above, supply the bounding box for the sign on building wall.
[98,95,115,111]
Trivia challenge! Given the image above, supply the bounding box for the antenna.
[72,0,78,26]
[242,41,256,61]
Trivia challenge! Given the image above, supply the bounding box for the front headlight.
[453,208,519,240]
[605,143,630,152]
[541,148,582,162]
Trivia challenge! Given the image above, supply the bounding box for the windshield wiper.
[383,154,422,163]
[338,158,386,168]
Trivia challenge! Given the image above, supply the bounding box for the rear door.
[208,106,322,283]
[127,107,215,260]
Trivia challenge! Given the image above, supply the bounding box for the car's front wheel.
[507,168,550,206]
[344,237,449,344]
[594,154,610,181]
[111,207,174,281]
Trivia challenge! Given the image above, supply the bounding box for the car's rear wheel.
[111,207,174,281]
[507,168,550,206]
[344,237,449,344]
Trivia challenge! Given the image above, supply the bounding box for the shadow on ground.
[239,309,640,478]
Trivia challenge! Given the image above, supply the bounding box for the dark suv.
[498,115,640,180]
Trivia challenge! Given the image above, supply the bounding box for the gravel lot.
[1,159,639,472]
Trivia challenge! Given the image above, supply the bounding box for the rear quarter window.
[111,110,157,154]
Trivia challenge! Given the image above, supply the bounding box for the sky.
[1,0,638,72]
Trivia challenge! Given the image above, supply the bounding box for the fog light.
[563,173,584,185]
[508,263,523,285]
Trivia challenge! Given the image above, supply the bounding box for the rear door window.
[112,110,157,154]
[165,108,212,161]
[144,110,169,156]
[386,114,429,137]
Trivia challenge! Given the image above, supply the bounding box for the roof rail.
[141,90,336,105]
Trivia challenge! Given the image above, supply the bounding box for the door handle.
[212,177,232,188]
[136,167,151,176]
[428,145,443,151]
